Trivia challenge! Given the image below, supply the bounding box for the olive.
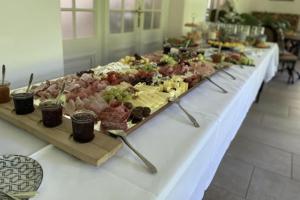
[142,107,151,117]
[124,102,133,110]
[131,116,143,124]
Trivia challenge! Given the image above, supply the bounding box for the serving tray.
[0,63,225,166]
[0,103,122,166]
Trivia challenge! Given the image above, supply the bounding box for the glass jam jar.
[40,100,63,128]
[12,90,34,115]
[163,44,171,54]
[71,110,96,143]
[0,82,10,104]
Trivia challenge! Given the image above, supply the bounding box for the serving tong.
[108,131,158,174]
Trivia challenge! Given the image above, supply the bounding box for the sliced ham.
[84,99,108,116]
[64,99,76,115]
[75,97,85,110]
[191,62,216,78]
[80,73,94,83]
[98,104,131,131]
[101,121,128,131]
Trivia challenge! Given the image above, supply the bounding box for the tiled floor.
[203,63,300,200]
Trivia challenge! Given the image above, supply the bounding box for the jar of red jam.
[12,91,34,115]
[0,82,10,104]
[40,100,63,128]
[71,111,96,143]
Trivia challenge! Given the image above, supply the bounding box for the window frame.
[109,0,138,34]
[142,0,162,30]
[61,0,96,40]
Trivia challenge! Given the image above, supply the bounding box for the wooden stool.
[280,52,299,84]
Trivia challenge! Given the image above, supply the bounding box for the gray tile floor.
[203,63,300,200]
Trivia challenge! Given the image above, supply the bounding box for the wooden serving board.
[0,102,123,166]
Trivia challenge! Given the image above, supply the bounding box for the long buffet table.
[0,44,279,200]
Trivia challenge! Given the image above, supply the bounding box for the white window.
[143,0,162,30]
[109,0,137,34]
[60,0,95,40]
[108,0,162,34]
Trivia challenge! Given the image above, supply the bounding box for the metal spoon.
[219,68,236,80]
[26,73,34,93]
[108,131,158,174]
[171,98,200,128]
[205,77,228,93]
[2,65,5,85]
[56,82,65,105]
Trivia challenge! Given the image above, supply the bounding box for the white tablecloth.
[0,44,279,200]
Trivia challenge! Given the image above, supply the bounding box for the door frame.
[103,0,170,63]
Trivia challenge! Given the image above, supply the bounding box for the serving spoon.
[205,77,228,94]
[2,65,5,85]
[26,73,34,93]
[170,97,200,128]
[108,131,158,174]
[56,82,65,105]
[219,68,236,80]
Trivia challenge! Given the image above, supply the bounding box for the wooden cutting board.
[0,102,123,166]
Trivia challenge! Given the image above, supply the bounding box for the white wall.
[0,0,64,88]
[183,0,209,34]
[166,0,185,37]
[235,0,300,14]
[183,0,209,24]
[167,0,209,38]
[234,0,251,13]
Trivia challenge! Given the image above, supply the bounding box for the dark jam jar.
[0,82,10,104]
[163,45,171,54]
[40,100,63,128]
[12,92,34,115]
[71,111,96,143]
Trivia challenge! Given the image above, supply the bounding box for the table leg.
[255,82,265,103]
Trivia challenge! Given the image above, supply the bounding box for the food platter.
[0,49,254,166]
